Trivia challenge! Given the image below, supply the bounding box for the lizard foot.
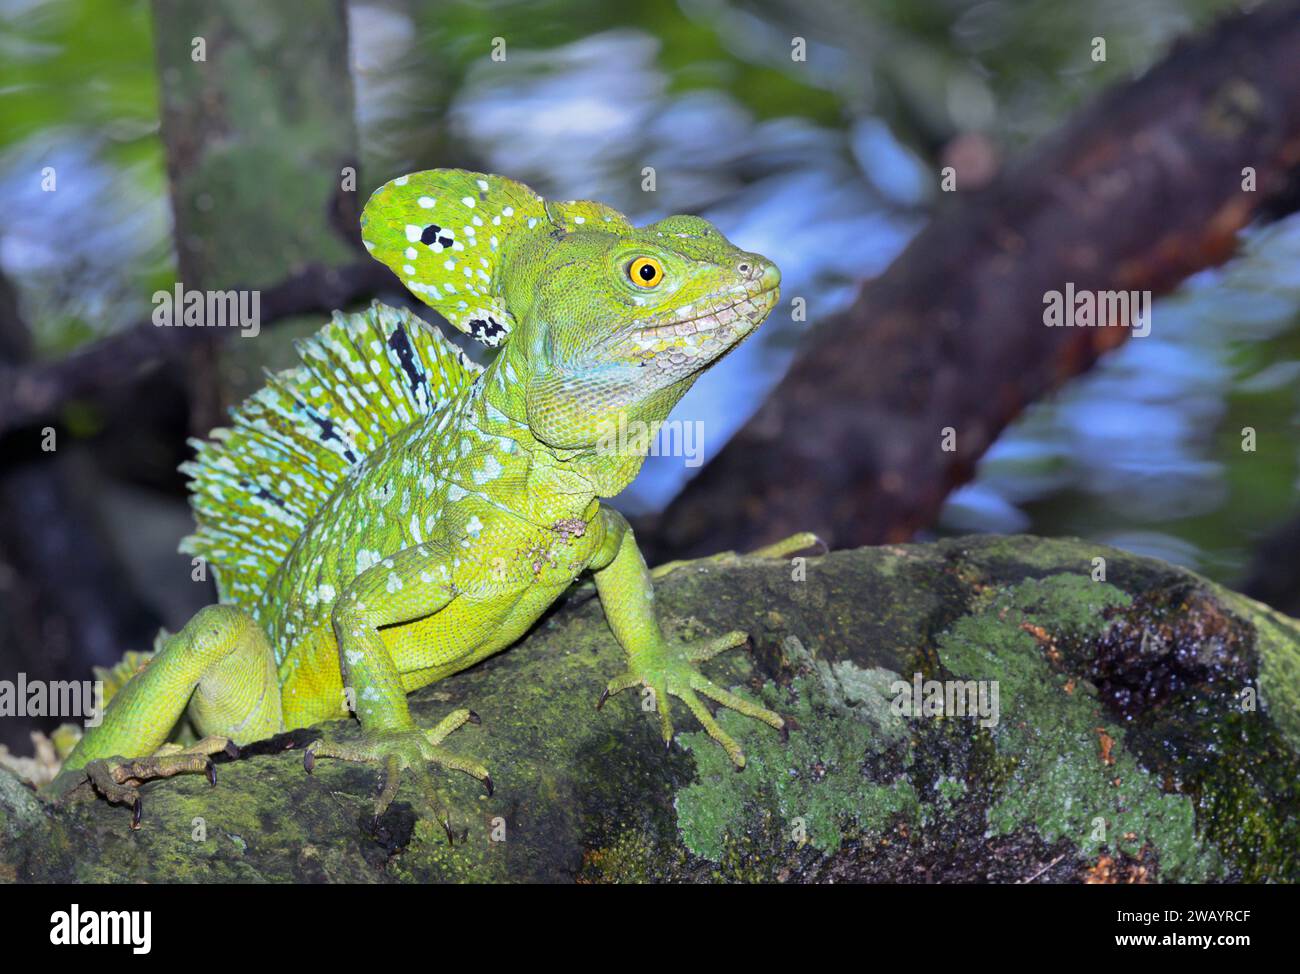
[650,531,824,580]
[74,736,238,830]
[598,631,786,769]
[303,709,490,844]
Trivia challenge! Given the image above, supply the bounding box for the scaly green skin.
[47,169,786,829]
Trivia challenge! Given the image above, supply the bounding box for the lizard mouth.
[625,283,779,345]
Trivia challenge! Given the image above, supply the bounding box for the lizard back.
[179,301,481,610]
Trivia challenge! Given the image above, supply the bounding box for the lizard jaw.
[620,282,780,379]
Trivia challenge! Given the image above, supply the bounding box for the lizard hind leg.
[45,604,282,828]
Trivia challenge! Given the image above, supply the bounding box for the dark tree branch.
[648,0,1300,560]
[0,260,393,436]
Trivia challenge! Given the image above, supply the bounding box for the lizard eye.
[628,257,664,288]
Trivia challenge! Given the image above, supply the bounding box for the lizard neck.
[465,342,660,503]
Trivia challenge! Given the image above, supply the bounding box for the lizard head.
[510,213,778,380]
[360,169,780,451]
[503,213,780,449]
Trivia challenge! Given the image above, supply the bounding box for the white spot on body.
[472,455,503,485]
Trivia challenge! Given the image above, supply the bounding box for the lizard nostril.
[736,261,753,279]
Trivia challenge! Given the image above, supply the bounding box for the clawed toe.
[82,745,225,830]
[599,630,788,769]
[301,715,490,843]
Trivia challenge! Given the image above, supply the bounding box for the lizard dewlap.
[48,168,788,832]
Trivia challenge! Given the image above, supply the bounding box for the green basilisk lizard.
[47,169,809,833]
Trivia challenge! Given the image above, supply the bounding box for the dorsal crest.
[180,302,480,605]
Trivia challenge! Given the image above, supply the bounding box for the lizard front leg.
[302,539,490,839]
[590,509,785,767]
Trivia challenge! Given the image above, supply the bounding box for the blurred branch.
[151,0,362,434]
[0,0,381,438]
[647,0,1300,560]
[0,260,393,437]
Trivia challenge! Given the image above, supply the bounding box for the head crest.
[361,169,630,346]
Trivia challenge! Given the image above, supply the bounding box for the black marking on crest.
[238,478,288,511]
[421,224,454,248]
[387,323,426,399]
[296,397,359,465]
[467,317,507,343]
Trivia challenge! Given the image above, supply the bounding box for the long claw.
[693,677,785,732]
[374,753,402,818]
[301,714,489,838]
[598,625,785,769]
[680,687,746,768]
[686,630,748,664]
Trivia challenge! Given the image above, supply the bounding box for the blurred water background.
[1,0,1296,597]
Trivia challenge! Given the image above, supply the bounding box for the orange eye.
[628,257,664,287]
